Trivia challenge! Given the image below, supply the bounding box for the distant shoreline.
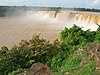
[0,6,100,17]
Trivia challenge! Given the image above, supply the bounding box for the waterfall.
[25,10,100,31]
[35,11,100,25]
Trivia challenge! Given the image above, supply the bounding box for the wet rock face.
[17,63,52,75]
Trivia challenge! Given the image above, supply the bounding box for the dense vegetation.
[53,25,100,75]
[0,25,100,75]
[0,35,61,75]
[74,8,100,12]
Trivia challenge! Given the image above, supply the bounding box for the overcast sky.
[0,0,100,9]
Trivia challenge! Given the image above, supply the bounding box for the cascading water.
[35,11,100,31]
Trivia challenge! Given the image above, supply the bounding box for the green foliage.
[53,49,87,74]
[8,68,24,75]
[48,51,68,71]
[52,25,100,75]
[0,24,100,75]
[68,60,96,75]
[74,8,100,12]
[97,24,100,32]
[0,34,61,75]
[60,25,98,46]
[53,50,97,75]
[95,24,100,43]
[53,24,100,75]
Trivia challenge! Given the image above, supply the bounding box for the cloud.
[91,0,100,6]
[86,0,100,8]
[0,0,100,8]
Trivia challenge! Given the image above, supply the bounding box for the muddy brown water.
[0,16,66,49]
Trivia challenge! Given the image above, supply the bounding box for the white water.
[36,11,100,30]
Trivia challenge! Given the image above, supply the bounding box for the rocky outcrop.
[17,63,52,75]
[80,44,100,70]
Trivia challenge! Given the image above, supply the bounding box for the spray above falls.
[34,11,100,31]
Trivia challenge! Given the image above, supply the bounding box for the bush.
[60,25,98,46]
[0,34,61,75]
[52,24,100,74]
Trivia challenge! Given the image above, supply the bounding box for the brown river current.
[0,11,100,48]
